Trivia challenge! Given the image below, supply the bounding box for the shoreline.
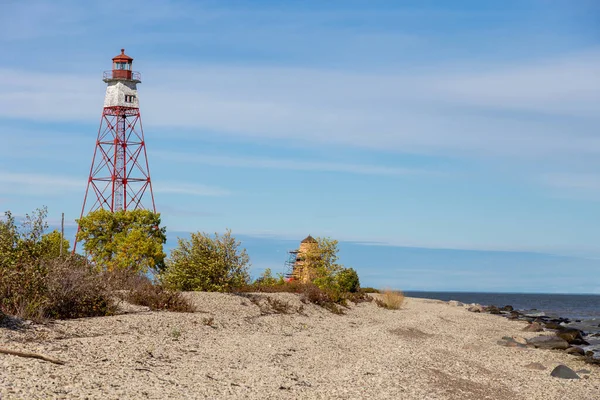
[441,297,600,360]
[1,293,599,399]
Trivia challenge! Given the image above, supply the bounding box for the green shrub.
[254,268,278,286]
[335,267,360,293]
[161,230,251,292]
[76,209,167,274]
[360,287,380,294]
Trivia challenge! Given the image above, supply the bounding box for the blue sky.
[0,0,599,292]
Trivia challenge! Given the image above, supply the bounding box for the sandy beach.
[1,293,598,399]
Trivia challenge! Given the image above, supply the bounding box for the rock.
[497,337,527,348]
[510,336,527,345]
[500,305,514,312]
[544,322,563,330]
[576,369,591,374]
[526,335,569,350]
[507,311,521,320]
[557,328,588,345]
[565,346,585,356]
[550,365,580,379]
[448,300,464,307]
[524,362,546,370]
[584,356,600,366]
[468,305,484,313]
[486,305,501,315]
[522,322,544,332]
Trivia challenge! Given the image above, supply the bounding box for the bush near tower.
[76,209,167,274]
[160,230,251,292]
[0,207,115,320]
[300,237,361,294]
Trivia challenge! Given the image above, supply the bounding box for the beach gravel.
[1,293,599,399]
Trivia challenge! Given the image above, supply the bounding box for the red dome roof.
[112,48,133,62]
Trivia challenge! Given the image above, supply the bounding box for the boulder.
[584,356,600,365]
[500,305,514,312]
[486,305,502,315]
[468,305,484,313]
[550,365,579,379]
[526,335,569,350]
[565,346,585,356]
[448,300,464,307]
[522,322,544,332]
[556,328,588,345]
[524,362,546,370]
[507,311,521,320]
[544,322,563,330]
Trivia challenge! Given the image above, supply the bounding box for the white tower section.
[103,81,140,108]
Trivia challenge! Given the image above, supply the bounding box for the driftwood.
[0,347,65,365]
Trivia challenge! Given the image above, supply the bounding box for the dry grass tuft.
[236,283,345,314]
[0,257,117,322]
[121,274,196,313]
[375,289,405,310]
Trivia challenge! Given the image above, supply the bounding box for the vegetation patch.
[375,290,405,310]
[121,274,196,313]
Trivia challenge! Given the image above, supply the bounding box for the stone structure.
[289,235,319,283]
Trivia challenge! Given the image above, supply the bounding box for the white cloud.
[542,173,600,192]
[0,50,598,162]
[0,171,81,196]
[0,170,229,197]
[540,172,600,201]
[155,183,231,197]
[150,151,435,176]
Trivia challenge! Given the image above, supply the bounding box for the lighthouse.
[76,49,156,226]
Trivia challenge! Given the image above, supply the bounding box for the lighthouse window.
[125,95,136,103]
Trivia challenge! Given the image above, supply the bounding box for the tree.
[254,268,278,285]
[302,237,344,290]
[0,207,49,267]
[40,230,70,259]
[161,230,250,292]
[300,237,361,293]
[76,209,166,274]
[0,211,19,268]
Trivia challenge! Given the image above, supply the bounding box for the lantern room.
[111,48,134,80]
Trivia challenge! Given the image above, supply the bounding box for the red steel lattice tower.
[75,49,155,249]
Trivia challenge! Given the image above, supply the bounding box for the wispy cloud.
[0,170,229,197]
[155,183,231,197]
[540,172,600,201]
[151,151,436,176]
[1,50,598,162]
[0,171,81,196]
[542,173,600,191]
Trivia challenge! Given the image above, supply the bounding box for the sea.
[405,291,600,356]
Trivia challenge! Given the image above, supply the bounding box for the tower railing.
[102,71,141,81]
